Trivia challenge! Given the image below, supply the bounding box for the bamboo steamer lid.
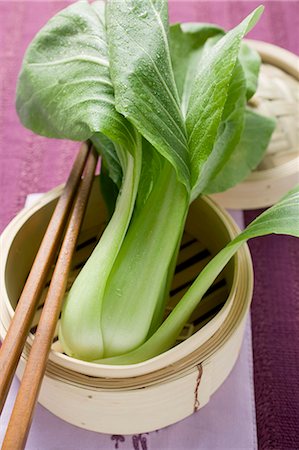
[211,40,299,210]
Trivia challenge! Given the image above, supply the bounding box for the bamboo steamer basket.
[211,40,299,209]
[0,177,253,434]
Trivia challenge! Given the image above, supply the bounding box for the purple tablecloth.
[1,2,298,449]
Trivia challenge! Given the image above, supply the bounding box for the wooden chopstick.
[0,142,90,414]
[2,147,98,450]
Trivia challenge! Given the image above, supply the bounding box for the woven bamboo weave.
[250,63,299,170]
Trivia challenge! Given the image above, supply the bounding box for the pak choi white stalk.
[100,160,189,357]
[60,134,142,360]
[94,185,299,364]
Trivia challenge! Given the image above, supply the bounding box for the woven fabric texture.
[244,213,299,450]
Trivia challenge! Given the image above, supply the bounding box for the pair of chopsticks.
[0,142,98,450]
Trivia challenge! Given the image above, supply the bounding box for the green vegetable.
[94,185,299,364]
[238,42,261,100]
[204,109,275,194]
[16,0,297,364]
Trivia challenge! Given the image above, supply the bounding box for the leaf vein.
[28,55,109,68]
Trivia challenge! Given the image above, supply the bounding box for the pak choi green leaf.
[239,41,261,100]
[186,6,264,196]
[190,60,247,199]
[106,0,190,189]
[92,133,122,189]
[16,0,135,150]
[235,185,299,242]
[203,109,276,194]
[169,22,224,112]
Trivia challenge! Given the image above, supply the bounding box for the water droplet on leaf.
[139,11,148,19]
